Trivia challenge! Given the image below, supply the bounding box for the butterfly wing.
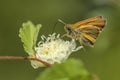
[77,25,100,47]
[74,16,106,47]
[73,16,106,29]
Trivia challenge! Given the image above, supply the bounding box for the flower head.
[31,33,83,69]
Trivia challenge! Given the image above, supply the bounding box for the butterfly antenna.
[52,19,66,33]
[58,19,66,25]
[52,21,59,33]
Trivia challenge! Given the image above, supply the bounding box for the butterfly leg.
[61,34,68,38]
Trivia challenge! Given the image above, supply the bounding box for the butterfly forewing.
[73,16,105,29]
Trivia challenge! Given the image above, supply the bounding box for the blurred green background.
[0,0,120,80]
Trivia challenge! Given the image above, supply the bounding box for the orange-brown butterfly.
[58,16,106,47]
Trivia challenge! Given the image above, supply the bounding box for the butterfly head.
[64,24,73,33]
[58,19,76,38]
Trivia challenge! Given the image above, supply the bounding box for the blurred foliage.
[36,59,94,80]
[0,0,120,80]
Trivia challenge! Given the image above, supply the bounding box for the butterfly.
[58,16,106,47]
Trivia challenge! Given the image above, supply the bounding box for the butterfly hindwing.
[76,25,101,47]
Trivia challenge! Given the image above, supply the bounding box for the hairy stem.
[0,56,51,67]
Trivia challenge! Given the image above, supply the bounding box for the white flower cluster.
[31,33,83,69]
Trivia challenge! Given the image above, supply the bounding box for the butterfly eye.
[65,26,74,36]
[67,27,72,31]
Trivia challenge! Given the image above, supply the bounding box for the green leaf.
[19,21,41,55]
[36,58,94,80]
